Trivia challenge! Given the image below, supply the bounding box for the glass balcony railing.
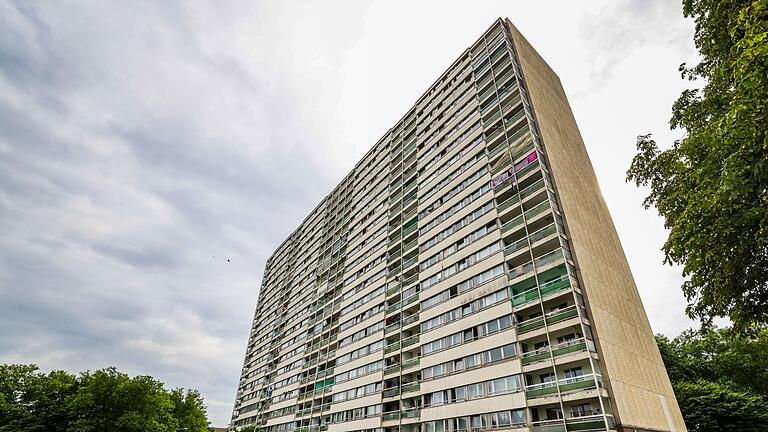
[401,382,420,394]
[402,408,420,419]
[382,411,400,421]
[401,293,419,307]
[384,363,400,376]
[539,274,573,297]
[401,334,420,348]
[385,302,400,315]
[386,285,401,297]
[501,199,551,234]
[521,337,589,365]
[524,373,598,399]
[401,357,420,370]
[402,256,418,270]
[384,322,400,336]
[517,305,579,334]
[383,387,400,398]
[402,313,419,327]
[403,274,419,287]
[384,342,401,354]
[509,248,567,282]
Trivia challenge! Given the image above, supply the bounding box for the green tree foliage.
[0,364,210,432]
[657,327,768,431]
[626,0,768,332]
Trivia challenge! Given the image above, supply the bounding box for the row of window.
[424,374,521,407]
[418,123,483,192]
[329,404,382,424]
[331,381,383,403]
[421,288,508,333]
[422,409,526,432]
[420,200,495,253]
[339,320,384,348]
[336,339,384,365]
[423,342,517,380]
[420,222,497,271]
[422,314,513,355]
[334,359,383,384]
[419,182,492,237]
[422,264,505,311]
[420,241,502,291]
[420,165,488,219]
[340,302,384,332]
[341,282,385,316]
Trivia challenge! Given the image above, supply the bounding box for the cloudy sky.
[0,0,699,426]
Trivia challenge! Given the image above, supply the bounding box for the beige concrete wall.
[505,19,686,432]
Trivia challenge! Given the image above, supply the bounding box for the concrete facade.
[230,18,686,432]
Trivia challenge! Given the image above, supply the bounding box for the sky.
[0,0,700,427]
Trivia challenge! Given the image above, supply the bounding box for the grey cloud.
[577,0,694,92]
[0,0,351,426]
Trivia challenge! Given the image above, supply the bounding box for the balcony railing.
[401,357,420,370]
[401,293,419,307]
[501,199,551,234]
[402,274,419,288]
[402,256,418,270]
[509,248,567,283]
[517,304,579,334]
[382,411,400,421]
[402,313,419,327]
[524,373,598,399]
[401,382,420,394]
[521,337,589,365]
[383,363,400,376]
[401,334,420,348]
[384,342,401,354]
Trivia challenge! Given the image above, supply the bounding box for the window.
[492,411,511,427]
[511,409,526,425]
[470,414,486,430]
[467,383,484,399]
[564,367,584,379]
[485,347,503,363]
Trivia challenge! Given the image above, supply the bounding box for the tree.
[674,380,768,432]
[0,365,210,432]
[626,0,768,332]
[657,327,768,431]
[170,388,210,432]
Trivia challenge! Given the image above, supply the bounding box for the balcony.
[525,373,598,399]
[383,387,400,398]
[401,381,420,394]
[402,313,419,327]
[384,322,400,336]
[384,363,401,376]
[539,274,572,297]
[501,199,551,234]
[401,293,419,307]
[401,334,420,348]
[403,223,418,238]
[386,303,400,315]
[382,411,400,421]
[509,248,568,283]
[402,274,419,288]
[384,342,401,354]
[521,337,589,365]
[517,305,579,334]
[402,256,418,270]
[402,408,420,419]
[401,357,420,371]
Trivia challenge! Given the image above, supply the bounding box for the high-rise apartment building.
[231,18,686,432]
